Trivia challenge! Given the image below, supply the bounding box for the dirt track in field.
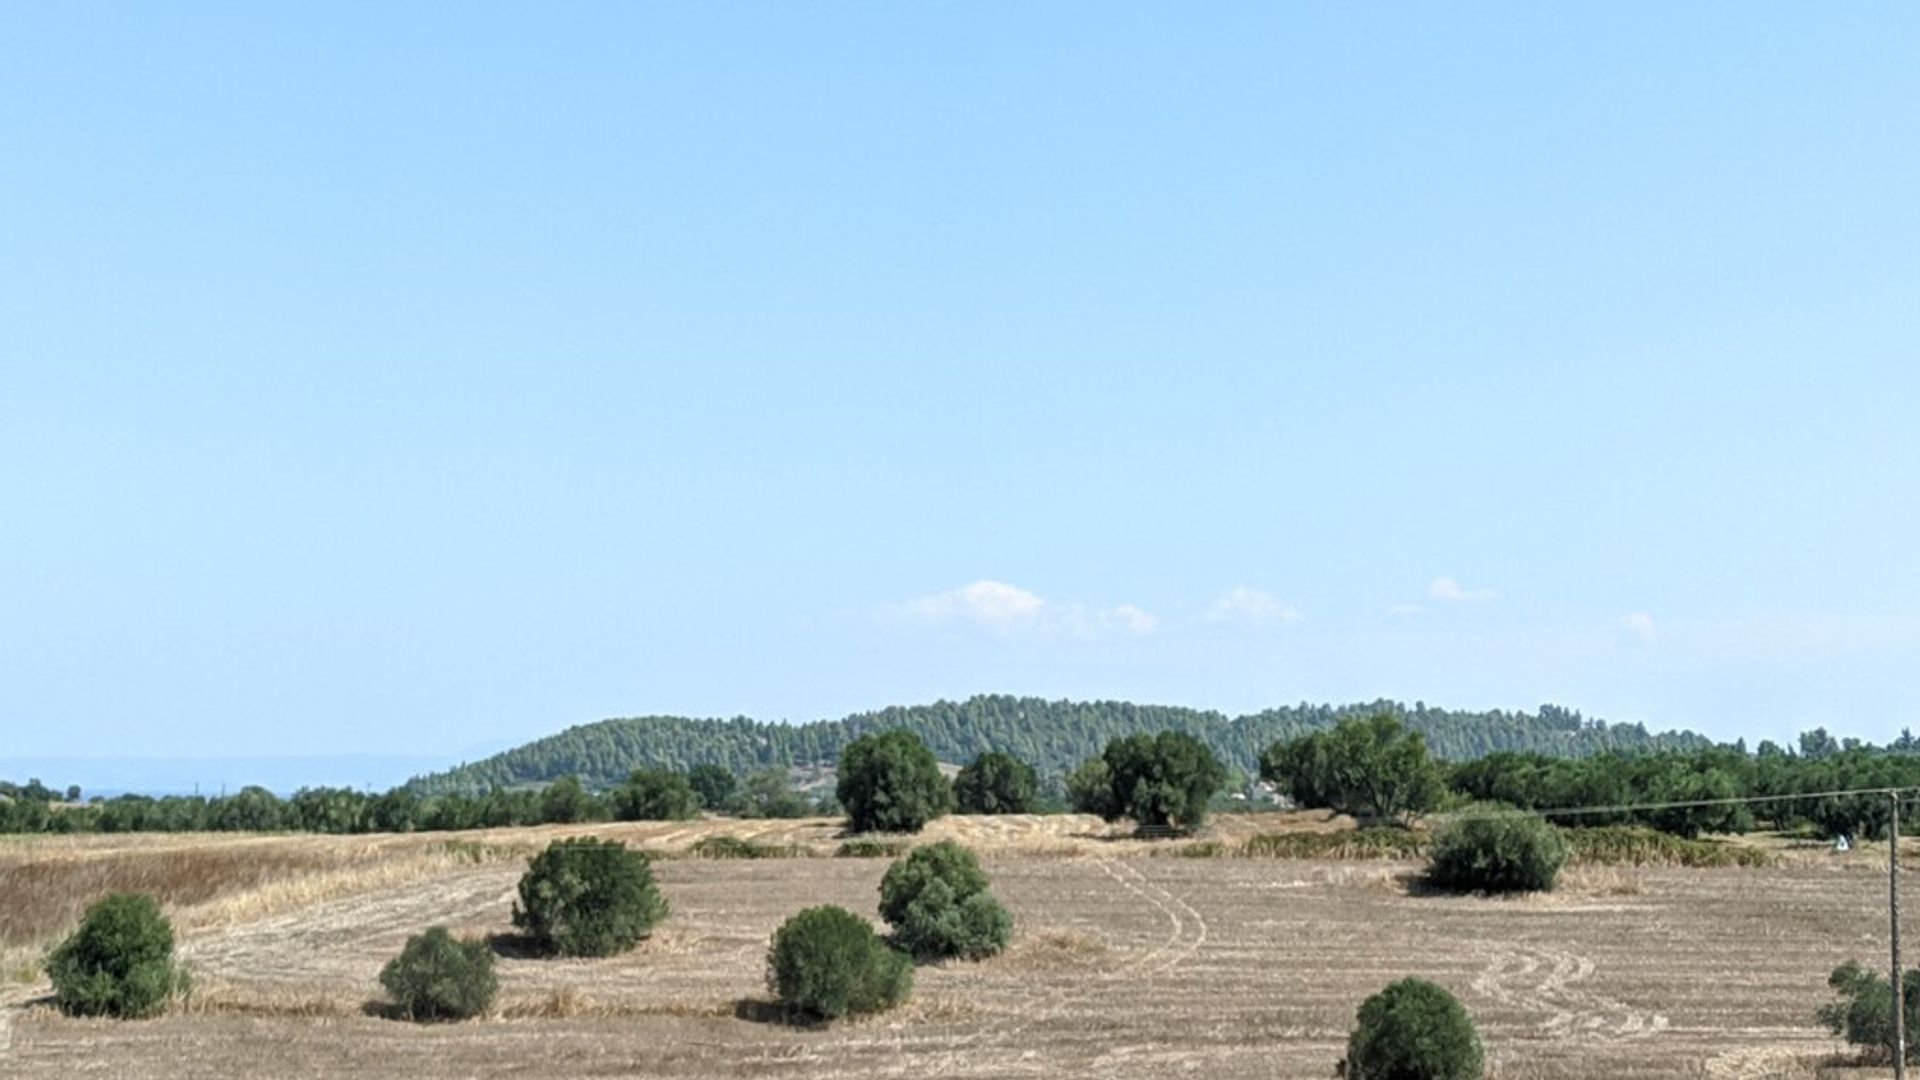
[0,816,1895,1078]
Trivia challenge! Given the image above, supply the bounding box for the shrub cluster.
[379,926,498,1021]
[1341,977,1483,1080]
[513,837,668,957]
[766,905,913,1020]
[45,892,191,1019]
[1817,960,1920,1062]
[688,835,806,859]
[1426,812,1568,894]
[878,841,1012,961]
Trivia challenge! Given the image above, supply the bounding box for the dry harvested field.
[0,814,1898,1078]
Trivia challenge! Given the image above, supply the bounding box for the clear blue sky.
[4,4,1917,766]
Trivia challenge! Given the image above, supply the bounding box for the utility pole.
[1894,791,1906,1079]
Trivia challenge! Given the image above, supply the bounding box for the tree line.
[9,713,1917,840]
[402,694,1711,795]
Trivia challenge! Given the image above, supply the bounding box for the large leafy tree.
[1093,731,1227,831]
[837,730,952,834]
[686,764,737,811]
[611,768,700,821]
[1262,713,1443,826]
[951,751,1038,815]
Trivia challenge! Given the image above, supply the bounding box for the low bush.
[1562,826,1775,868]
[379,926,497,1021]
[512,837,668,957]
[836,839,910,859]
[1427,813,1568,894]
[878,841,1012,961]
[45,892,190,1018]
[1341,977,1483,1080]
[688,835,806,860]
[766,905,912,1020]
[1817,960,1920,1062]
[1241,830,1429,860]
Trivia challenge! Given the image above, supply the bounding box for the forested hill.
[404,696,1712,795]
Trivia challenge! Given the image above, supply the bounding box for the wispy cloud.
[1428,576,1497,603]
[909,579,1045,628]
[1386,604,1423,618]
[897,580,1156,638]
[1205,587,1301,625]
[1619,612,1657,645]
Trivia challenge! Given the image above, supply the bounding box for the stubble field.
[0,814,1892,1078]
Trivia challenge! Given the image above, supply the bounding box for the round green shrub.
[837,730,952,834]
[1342,977,1484,1080]
[766,905,912,1020]
[878,840,1012,961]
[1427,812,1568,894]
[45,892,190,1018]
[512,837,668,957]
[379,926,498,1021]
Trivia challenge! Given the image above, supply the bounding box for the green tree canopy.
[951,751,1038,815]
[837,730,952,834]
[1263,713,1443,826]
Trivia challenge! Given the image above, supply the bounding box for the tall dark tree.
[686,764,737,811]
[611,768,700,821]
[837,730,952,834]
[1095,731,1227,831]
[951,751,1038,815]
[1262,713,1442,826]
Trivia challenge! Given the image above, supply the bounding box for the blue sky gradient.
[4,4,1917,763]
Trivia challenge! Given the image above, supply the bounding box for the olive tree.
[837,730,952,834]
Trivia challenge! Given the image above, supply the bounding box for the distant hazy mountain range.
[403,694,1712,795]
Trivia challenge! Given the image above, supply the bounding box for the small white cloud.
[1386,604,1423,618]
[1429,576,1497,603]
[910,579,1045,628]
[1620,612,1657,645]
[1104,604,1159,635]
[1205,587,1301,625]
[898,581,1154,638]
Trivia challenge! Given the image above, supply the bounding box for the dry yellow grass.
[3,819,1896,1080]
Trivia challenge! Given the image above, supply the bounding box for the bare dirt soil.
[0,816,1892,1078]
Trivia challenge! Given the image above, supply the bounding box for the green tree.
[1342,977,1484,1080]
[538,776,603,825]
[766,905,912,1020]
[951,751,1038,815]
[732,768,814,818]
[1263,713,1443,826]
[512,838,668,957]
[877,841,1012,961]
[45,892,191,1018]
[611,768,700,821]
[687,764,737,811]
[837,730,952,834]
[1065,757,1116,818]
[1097,731,1227,831]
[209,786,283,832]
[379,926,497,1021]
[1817,961,1920,1064]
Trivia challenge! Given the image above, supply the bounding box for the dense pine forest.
[402,695,1710,795]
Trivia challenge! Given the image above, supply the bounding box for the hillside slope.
[404,696,1711,794]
